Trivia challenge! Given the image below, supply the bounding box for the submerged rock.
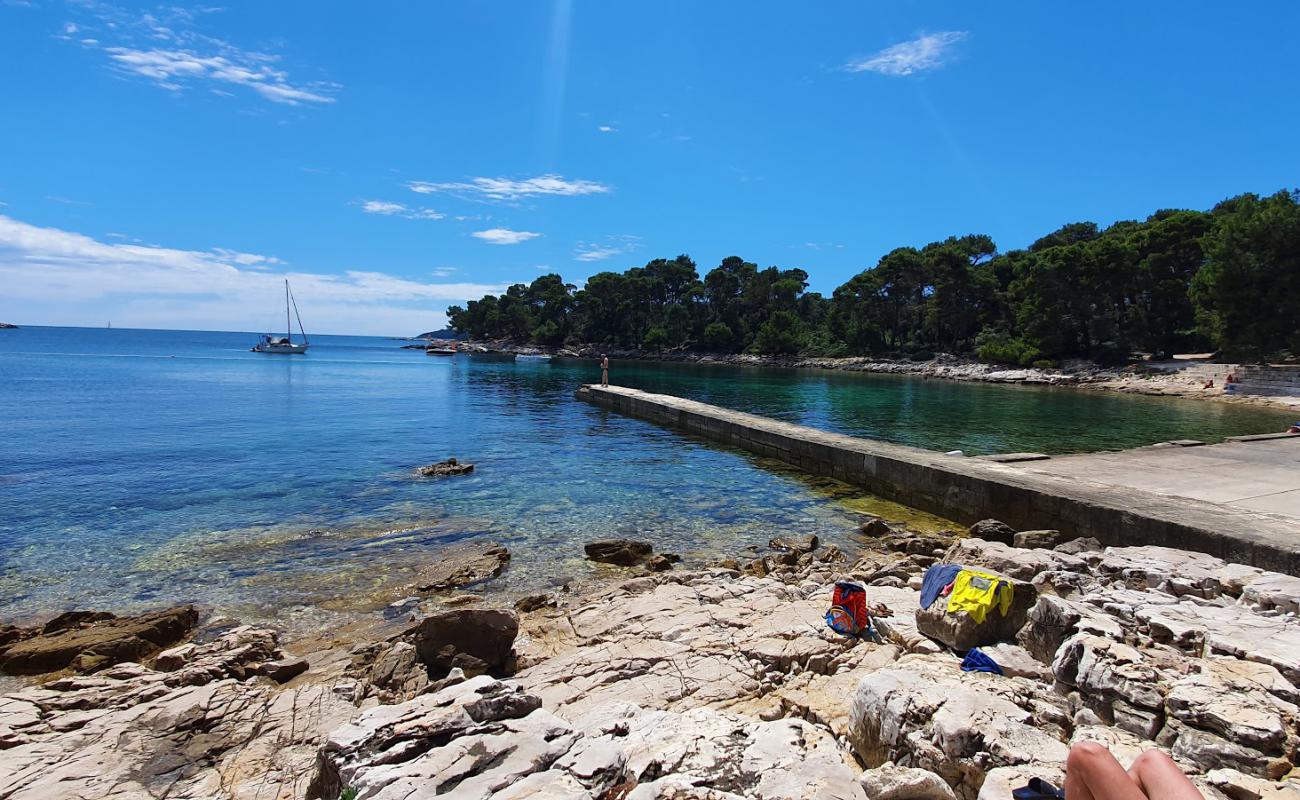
[860,517,895,537]
[769,533,819,554]
[0,605,199,675]
[647,553,676,572]
[416,457,474,477]
[584,538,653,566]
[410,540,510,592]
[514,593,556,612]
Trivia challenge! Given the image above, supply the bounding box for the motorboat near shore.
[253,280,309,354]
[426,343,458,356]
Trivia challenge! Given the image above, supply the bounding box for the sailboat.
[252,280,310,354]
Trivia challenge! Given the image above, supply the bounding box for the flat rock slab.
[0,606,198,675]
[410,540,510,592]
[312,674,868,800]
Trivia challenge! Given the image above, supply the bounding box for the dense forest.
[447,190,1300,364]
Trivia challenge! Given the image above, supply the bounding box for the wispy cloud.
[45,195,92,206]
[472,228,541,245]
[359,200,444,220]
[597,125,617,133]
[408,175,610,202]
[57,4,339,106]
[574,235,642,262]
[0,215,503,335]
[844,31,968,77]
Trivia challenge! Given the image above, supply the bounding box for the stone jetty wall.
[576,385,1300,575]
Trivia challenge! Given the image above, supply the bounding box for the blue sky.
[2,1,1297,335]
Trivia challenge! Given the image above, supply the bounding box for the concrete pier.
[576,384,1300,575]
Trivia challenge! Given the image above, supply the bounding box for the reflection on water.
[0,327,1290,625]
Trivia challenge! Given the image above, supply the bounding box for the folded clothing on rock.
[919,563,962,609]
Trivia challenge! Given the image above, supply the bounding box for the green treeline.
[447,190,1300,364]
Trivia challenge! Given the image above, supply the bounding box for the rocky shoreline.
[448,339,1300,410]
[1,517,1298,799]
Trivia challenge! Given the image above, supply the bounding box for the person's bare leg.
[1065,742,1149,800]
[1128,749,1203,800]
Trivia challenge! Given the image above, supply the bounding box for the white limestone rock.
[943,538,1086,582]
[860,762,958,800]
[847,653,1070,797]
[312,676,867,800]
[0,625,355,800]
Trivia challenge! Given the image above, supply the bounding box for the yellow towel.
[945,568,1013,624]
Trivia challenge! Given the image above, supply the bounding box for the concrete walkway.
[1019,436,1300,520]
[577,385,1300,575]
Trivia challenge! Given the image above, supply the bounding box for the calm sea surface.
[0,326,1290,626]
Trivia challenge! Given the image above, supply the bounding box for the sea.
[0,326,1291,629]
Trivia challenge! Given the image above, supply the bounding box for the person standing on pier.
[601,354,610,387]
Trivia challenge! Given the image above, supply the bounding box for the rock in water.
[410,540,510,592]
[416,458,474,477]
[647,554,676,572]
[409,608,519,677]
[769,534,819,553]
[584,538,653,566]
[967,519,1017,545]
[0,605,199,675]
[860,517,895,537]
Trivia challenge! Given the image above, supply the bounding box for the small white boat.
[253,280,309,354]
[254,335,309,354]
[426,345,457,356]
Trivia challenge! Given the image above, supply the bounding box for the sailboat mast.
[289,284,309,344]
[285,279,292,344]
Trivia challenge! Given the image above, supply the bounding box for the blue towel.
[961,647,1004,675]
[919,563,962,610]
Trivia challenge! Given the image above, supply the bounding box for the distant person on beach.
[1062,742,1203,800]
[600,354,609,387]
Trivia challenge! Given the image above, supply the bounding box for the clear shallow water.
[0,327,1290,625]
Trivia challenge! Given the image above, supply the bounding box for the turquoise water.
[0,327,1290,625]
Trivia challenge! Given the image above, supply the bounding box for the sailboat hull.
[253,342,309,354]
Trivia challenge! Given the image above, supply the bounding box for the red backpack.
[825,581,874,638]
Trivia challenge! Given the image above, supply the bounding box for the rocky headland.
[450,340,1300,410]
[1,519,1298,800]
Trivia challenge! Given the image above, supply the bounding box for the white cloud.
[844,31,968,76]
[0,215,502,335]
[359,200,444,220]
[103,47,336,104]
[408,174,610,202]
[472,228,541,245]
[574,235,642,262]
[59,3,338,106]
[597,125,617,133]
